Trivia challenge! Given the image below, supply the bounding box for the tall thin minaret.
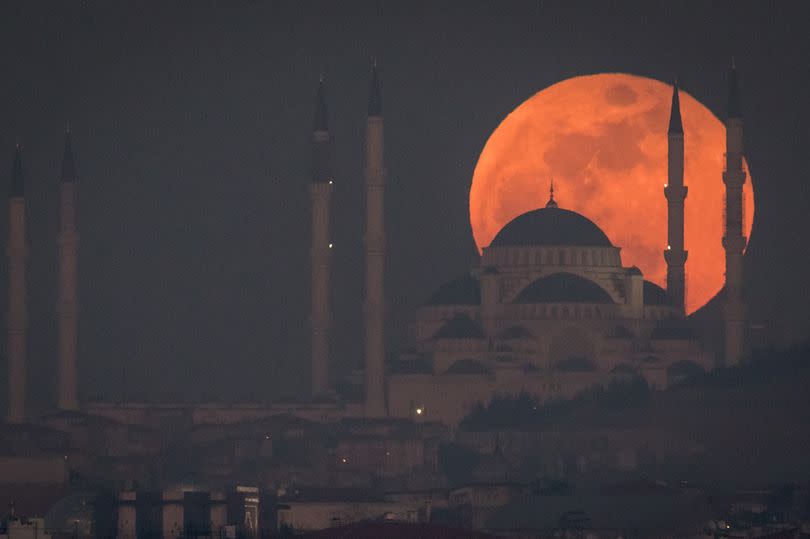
[58,129,80,410]
[364,62,386,417]
[7,146,27,423]
[664,82,688,314]
[309,77,334,397]
[722,61,747,365]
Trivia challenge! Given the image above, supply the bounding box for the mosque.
[4,64,749,428]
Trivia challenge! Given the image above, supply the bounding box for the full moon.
[470,73,754,314]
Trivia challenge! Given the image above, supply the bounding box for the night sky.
[0,1,808,409]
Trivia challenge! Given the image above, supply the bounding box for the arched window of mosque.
[559,250,566,265]
[562,307,569,318]
[595,307,601,318]
[551,306,558,318]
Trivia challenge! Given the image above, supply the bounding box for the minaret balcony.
[664,184,687,200]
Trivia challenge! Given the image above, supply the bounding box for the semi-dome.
[514,272,614,304]
[643,280,670,306]
[490,207,612,248]
[426,274,480,305]
[432,313,485,340]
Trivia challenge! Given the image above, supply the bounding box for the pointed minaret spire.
[668,81,683,135]
[58,131,80,411]
[7,145,28,423]
[727,59,742,119]
[61,129,77,182]
[364,60,386,416]
[664,80,688,314]
[313,78,329,132]
[722,61,747,365]
[309,76,334,397]
[545,178,558,208]
[10,145,24,197]
[368,62,382,117]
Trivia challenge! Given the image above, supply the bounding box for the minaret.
[364,62,386,417]
[309,77,334,397]
[722,61,747,365]
[664,82,688,314]
[58,129,80,410]
[7,146,27,423]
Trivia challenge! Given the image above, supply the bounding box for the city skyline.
[0,1,807,407]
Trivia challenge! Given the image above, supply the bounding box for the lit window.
[415,407,424,415]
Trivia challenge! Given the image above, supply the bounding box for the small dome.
[607,325,635,339]
[667,360,704,378]
[643,280,670,306]
[553,356,597,372]
[514,273,613,304]
[389,357,433,375]
[500,326,534,339]
[432,314,485,340]
[611,363,639,375]
[425,274,480,306]
[444,359,491,375]
[490,207,612,248]
[651,321,695,340]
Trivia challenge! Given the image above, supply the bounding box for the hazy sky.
[0,1,808,407]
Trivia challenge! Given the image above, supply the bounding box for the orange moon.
[470,73,754,314]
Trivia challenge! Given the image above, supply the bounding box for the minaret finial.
[546,178,558,208]
[313,76,328,132]
[11,144,24,197]
[61,130,76,182]
[368,61,382,117]
[727,59,742,119]
[668,81,683,135]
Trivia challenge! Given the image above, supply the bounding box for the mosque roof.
[490,206,612,248]
[514,272,614,304]
[444,359,492,375]
[500,326,534,339]
[643,280,670,306]
[432,314,485,340]
[650,321,695,340]
[426,274,480,305]
[611,363,639,375]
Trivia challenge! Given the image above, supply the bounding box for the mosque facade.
[4,64,748,429]
[385,71,747,425]
[388,196,710,425]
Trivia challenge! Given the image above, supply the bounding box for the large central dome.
[489,206,613,248]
